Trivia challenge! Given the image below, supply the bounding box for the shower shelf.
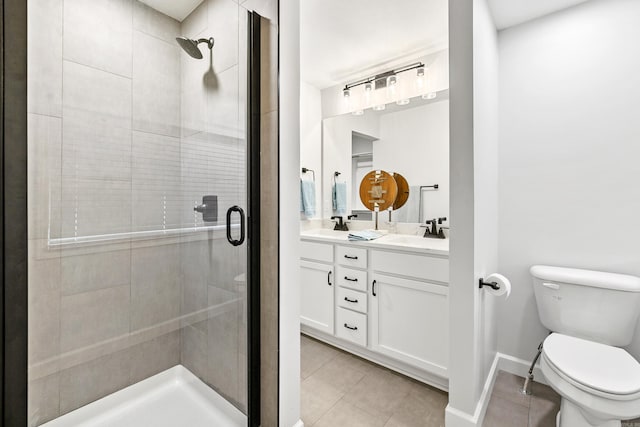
[48,224,241,248]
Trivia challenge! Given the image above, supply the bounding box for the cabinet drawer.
[337,287,367,314]
[336,245,367,269]
[336,266,367,292]
[300,240,334,263]
[336,308,367,347]
[371,250,448,283]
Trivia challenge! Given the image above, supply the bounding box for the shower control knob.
[193,195,218,222]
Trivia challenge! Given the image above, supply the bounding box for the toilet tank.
[531,265,640,346]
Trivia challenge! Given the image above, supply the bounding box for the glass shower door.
[26,1,259,426]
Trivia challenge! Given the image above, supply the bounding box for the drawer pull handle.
[343,323,358,331]
[344,255,358,260]
[327,271,332,286]
[344,297,358,303]
[344,276,358,282]
[372,280,377,296]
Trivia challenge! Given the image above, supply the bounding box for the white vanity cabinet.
[299,235,450,389]
[300,241,335,335]
[370,273,448,378]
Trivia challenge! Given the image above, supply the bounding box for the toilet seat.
[543,333,640,398]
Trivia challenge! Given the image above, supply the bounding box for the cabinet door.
[370,274,448,378]
[300,260,334,334]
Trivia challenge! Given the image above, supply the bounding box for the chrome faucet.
[422,217,447,239]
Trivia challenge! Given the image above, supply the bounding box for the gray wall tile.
[180,239,210,315]
[207,0,239,73]
[58,349,131,414]
[132,31,181,137]
[206,65,240,137]
[130,244,181,330]
[181,1,208,38]
[61,178,132,237]
[60,285,130,353]
[132,131,181,231]
[129,331,180,384]
[63,0,133,77]
[28,114,62,240]
[28,373,60,427]
[133,0,180,44]
[181,323,208,381]
[27,0,63,117]
[62,60,132,130]
[28,248,61,365]
[61,249,131,296]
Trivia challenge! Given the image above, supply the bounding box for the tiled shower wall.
[27,0,257,425]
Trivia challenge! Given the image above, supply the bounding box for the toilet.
[531,265,640,427]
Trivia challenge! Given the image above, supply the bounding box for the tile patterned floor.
[300,334,447,427]
[301,335,640,427]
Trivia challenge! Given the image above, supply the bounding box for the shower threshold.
[41,365,247,427]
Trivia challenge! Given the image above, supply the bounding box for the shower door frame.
[0,3,263,426]
[1,0,29,425]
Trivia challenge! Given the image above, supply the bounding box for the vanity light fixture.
[422,92,437,100]
[341,61,425,114]
[352,110,364,116]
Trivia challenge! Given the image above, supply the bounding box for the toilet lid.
[544,333,640,395]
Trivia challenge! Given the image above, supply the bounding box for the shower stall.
[18,0,264,425]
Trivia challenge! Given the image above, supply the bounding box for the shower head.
[176,36,214,60]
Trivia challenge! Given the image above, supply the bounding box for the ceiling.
[301,0,448,89]
[138,0,204,21]
[487,0,591,30]
[301,0,593,90]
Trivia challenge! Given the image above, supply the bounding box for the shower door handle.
[226,206,245,246]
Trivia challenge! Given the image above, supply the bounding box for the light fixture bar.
[343,62,425,92]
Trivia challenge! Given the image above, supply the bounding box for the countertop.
[300,229,449,257]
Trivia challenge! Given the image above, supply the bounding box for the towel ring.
[302,167,315,182]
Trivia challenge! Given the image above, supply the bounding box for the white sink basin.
[301,229,350,240]
[376,234,449,250]
[378,234,428,246]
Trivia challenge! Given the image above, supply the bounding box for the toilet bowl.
[530,265,640,427]
[540,333,640,427]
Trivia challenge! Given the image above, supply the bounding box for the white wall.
[376,100,450,222]
[472,0,500,420]
[446,0,478,424]
[446,0,500,426]
[498,0,640,363]
[300,81,323,218]
[280,0,302,425]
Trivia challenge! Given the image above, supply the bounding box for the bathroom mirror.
[301,88,450,224]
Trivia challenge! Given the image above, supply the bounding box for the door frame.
[1,0,29,424]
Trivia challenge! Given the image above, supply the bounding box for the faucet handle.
[438,217,447,224]
[347,214,358,221]
[331,216,344,230]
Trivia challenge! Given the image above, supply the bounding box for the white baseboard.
[291,420,304,427]
[445,351,545,427]
[444,352,499,427]
[496,352,547,386]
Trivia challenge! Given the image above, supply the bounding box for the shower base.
[42,365,246,427]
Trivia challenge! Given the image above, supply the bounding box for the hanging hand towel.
[332,182,347,215]
[300,179,316,217]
